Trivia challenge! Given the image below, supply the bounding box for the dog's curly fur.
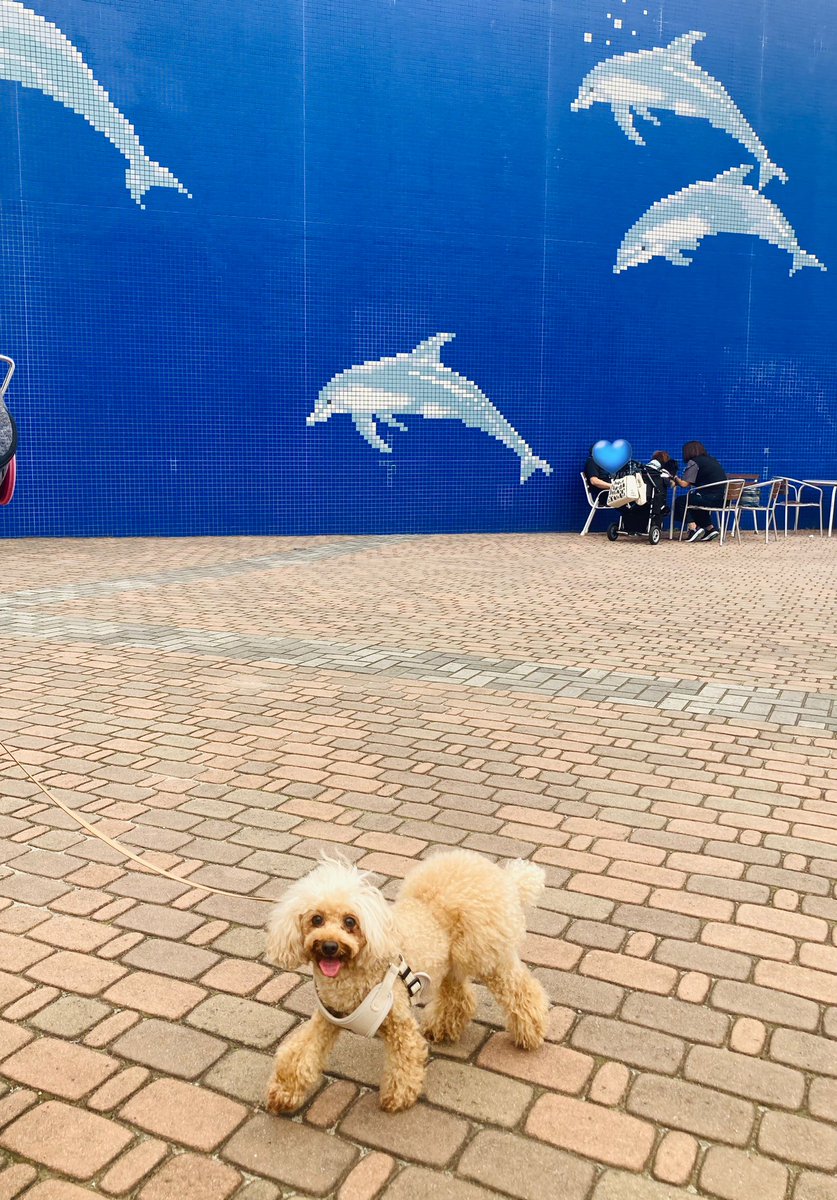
[264,849,549,1113]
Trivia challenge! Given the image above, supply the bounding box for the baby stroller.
[606,459,670,546]
[0,355,16,506]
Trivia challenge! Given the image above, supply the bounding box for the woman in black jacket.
[674,441,728,542]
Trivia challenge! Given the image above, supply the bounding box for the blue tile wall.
[0,0,835,536]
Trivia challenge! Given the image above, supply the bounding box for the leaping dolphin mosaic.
[0,0,190,206]
[571,31,787,191]
[615,165,826,276]
[308,334,552,484]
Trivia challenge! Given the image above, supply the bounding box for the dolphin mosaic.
[308,334,552,484]
[0,0,190,206]
[571,31,787,191]
[614,165,826,276]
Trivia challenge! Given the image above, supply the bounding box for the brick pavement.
[0,532,835,1200]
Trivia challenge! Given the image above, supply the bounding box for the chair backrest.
[725,479,746,504]
[580,471,596,506]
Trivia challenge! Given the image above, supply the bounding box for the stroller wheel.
[0,455,15,506]
[607,523,620,542]
[648,524,661,545]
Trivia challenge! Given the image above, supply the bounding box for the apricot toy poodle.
[264,849,549,1113]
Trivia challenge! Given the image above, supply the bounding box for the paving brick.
[0,933,52,972]
[1,1037,119,1100]
[677,971,710,1003]
[306,1079,359,1128]
[112,1018,227,1078]
[0,1089,37,1131]
[588,1062,630,1106]
[29,996,110,1037]
[88,1066,151,1112]
[701,922,795,961]
[754,961,837,1005]
[340,1093,468,1167]
[770,1028,837,1077]
[685,1045,804,1108]
[711,980,819,1031]
[699,1147,788,1200]
[621,993,728,1045]
[382,1166,502,1200]
[423,1061,531,1126]
[458,1129,595,1200]
[203,1048,274,1105]
[121,938,219,980]
[114,904,205,940]
[655,938,750,981]
[100,1139,167,1195]
[580,951,676,995]
[338,1152,395,1200]
[25,950,126,995]
[477,1032,593,1092]
[572,1015,685,1074]
[121,1079,247,1151]
[0,1021,33,1063]
[15,1184,97,1200]
[653,1131,698,1186]
[138,1152,241,1200]
[28,915,121,952]
[809,1078,837,1122]
[0,1162,37,1199]
[186,994,293,1048]
[224,1112,358,1194]
[199,958,273,995]
[795,1172,837,1200]
[627,1075,754,1144]
[592,1172,694,1200]
[527,1094,655,1170]
[104,971,206,1019]
[758,1112,837,1170]
[536,969,623,1015]
[0,1100,132,1178]
[729,1017,766,1055]
[84,1009,140,1048]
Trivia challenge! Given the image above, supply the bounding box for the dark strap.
[397,958,425,998]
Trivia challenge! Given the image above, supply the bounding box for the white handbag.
[607,472,647,508]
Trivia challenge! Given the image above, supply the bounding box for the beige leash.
[0,739,274,904]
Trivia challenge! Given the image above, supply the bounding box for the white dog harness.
[314,956,431,1038]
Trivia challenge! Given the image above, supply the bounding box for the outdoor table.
[803,480,837,537]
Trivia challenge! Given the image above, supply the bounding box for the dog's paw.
[266,1079,307,1114]
[379,1083,421,1113]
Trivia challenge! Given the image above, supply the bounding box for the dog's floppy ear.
[353,884,398,962]
[265,881,307,969]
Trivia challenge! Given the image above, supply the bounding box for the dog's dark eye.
[311,914,324,927]
[344,916,357,931]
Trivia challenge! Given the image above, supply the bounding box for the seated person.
[674,441,728,542]
[584,447,611,494]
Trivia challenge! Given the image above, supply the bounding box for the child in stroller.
[606,451,674,545]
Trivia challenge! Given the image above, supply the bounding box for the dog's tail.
[504,859,546,909]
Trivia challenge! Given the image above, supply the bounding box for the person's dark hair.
[652,450,671,464]
[683,441,707,461]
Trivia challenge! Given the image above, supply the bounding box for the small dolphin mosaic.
[308,334,552,484]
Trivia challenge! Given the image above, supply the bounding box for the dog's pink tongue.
[319,959,342,978]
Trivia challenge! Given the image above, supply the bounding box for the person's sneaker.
[686,527,705,542]
[703,528,720,542]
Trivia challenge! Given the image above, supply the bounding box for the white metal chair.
[775,478,824,536]
[733,479,782,543]
[679,478,746,546]
[580,472,609,536]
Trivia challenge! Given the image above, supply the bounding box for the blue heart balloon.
[592,439,632,474]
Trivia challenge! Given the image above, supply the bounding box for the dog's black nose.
[321,941,339,957]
